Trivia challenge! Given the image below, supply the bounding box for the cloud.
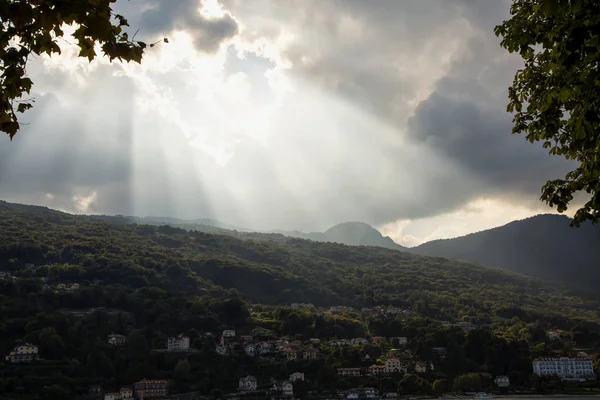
[116,0,238,53]
[0,0,578,235]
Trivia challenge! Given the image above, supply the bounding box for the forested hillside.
[412,214,600,293]
[2,201,600,399]
[1,201,599,328]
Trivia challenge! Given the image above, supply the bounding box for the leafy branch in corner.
[0,0,167,139]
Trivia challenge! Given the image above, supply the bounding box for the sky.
[0,0,577,246]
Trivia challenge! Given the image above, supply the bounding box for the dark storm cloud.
[124,0,238,53]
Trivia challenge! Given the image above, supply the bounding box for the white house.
[290,372,305,382]
[222,329,236,337]
[239,375,258,391]
[108,333,127,346]
[167,336,190,351]
[391,336,408,345]
[367,365,386,375]
[350,338,368,345]
[337,368,361,377]
[494,375,510,387]
[5,343,38,363]
[119,387,133,399]
[273,380,294,396]
[244,344,256,356]
[357,388,378,398]
[104,393,120,400]
[533,357,594,381]
[415,361,427,373]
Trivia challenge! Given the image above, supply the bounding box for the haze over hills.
[273,222,407,251]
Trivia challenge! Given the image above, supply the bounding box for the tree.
[453,373,482,393]
[495,0,600,226]
[432,379,448,395]
[0,0,165,138]
[173,358,191,383]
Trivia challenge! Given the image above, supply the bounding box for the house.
[119,387,133,399]
[384,393,398,398]
[56,283,66,290]
[350,338,368,346]
[285,348,298,361]
[252,327,270,336]
[495,375,510,387]
[367,365,386,375]
[371,336,386,344]
[133,379,168,399]
[385,358,405,374]
[393,337,408,345]
[337,367,361,377]
[167,335,190,351]
[290,372,305,382]
[89,385,103,399]
[357,388,378,398]
[5,343,39,363]
[25,263,35,269]
[104,393,120,400]
[415,361,427,373]
[108,333,127,346]
[222,329,236,337]
[216,345,228,355]
[309,338,321,344]
[258,341,272,355]
[66,283,80,292]
[239,375,258,391]
[272,380,294,396]
[303,346,319,360]
[244,344,256,356]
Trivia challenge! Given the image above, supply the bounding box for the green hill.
[411,214,600,293]
[1,200,599,329]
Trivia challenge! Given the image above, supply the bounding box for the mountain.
[1,200,600,329]
[274,221,407,251]
[411,214,600,292]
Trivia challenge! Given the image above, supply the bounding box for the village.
[5,321,595,400]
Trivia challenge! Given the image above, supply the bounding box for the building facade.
[133,379,168,399]
[239,376,258,391]
[108,334,127,346]
[337,368,362,377]
[494,375,510,387]
[167,336,190,351]
[5,343,38,363]
[532,357,594,381]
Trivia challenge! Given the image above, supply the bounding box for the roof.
[135,379,168,384]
